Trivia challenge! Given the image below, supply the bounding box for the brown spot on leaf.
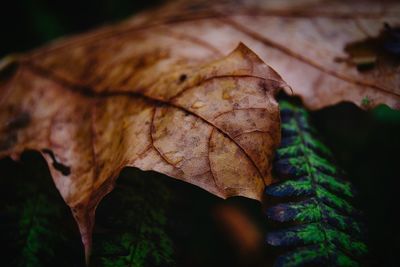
[179,73,187,83]
[6,111,30,130]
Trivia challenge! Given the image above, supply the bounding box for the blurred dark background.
[1,0,400,266]
[0,0,163,58]
[313,103,400,267]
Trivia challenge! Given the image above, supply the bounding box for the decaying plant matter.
[0,44,285,259]
[0,0,398,264]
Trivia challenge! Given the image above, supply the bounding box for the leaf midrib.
[22,61,270,186]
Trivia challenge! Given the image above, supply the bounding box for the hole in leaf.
[42,149,71,176]
[338,23,400,72]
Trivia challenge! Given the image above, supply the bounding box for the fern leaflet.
[265,101,367,267]
[91,169,174,267]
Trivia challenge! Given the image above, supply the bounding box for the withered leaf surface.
[155,0,399,109]
[0,43,285,258]
[23,0,399,110]
[2,0,399,261]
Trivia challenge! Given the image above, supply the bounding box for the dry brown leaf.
[21,0,399,110]
[150,0,399,109]
[1,0,399,261]
[0,43,285,259]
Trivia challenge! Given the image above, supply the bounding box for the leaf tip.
[70,205,95,266]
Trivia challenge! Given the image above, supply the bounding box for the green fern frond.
[0,153,83,267]
[265,101,367,267]
[1,191,66,267]
[17,194,63,267]
[91,169,175,267]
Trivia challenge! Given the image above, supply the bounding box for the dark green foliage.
[9,195,64,267]
[0,153,174,267]
[0,152,83,267]
[0,0,163,58]
[1,152,262,267]
[265,101,367,267]
[91,168,175,267]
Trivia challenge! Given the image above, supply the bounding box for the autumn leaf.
[6,1,396,111]
[0,42,286,261]
[1,0,399,264]
[144,0,399,110]
[27,0,397,110]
